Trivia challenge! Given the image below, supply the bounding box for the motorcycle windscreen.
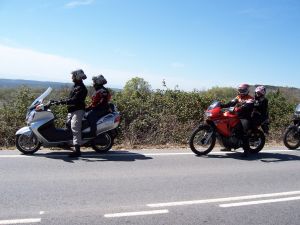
[29,87,52,109]
[296,104,300,113]
[208,101,221,110]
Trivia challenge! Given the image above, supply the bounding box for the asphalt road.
[1,147,300,225]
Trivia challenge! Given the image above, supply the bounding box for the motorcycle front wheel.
[92,132,114,153]
[247,130,265,154]
[189,125,216,156]
[16,133,41,154]
[283,126,300,150]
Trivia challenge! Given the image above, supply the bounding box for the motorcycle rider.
[55,69,88,157]
[85,74,111,138]
[252,85,269,134]
[221,83,254,156]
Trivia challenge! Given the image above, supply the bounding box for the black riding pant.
[86,108,108,136]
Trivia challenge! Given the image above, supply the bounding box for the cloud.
[0,43,218,91]
[0,37,17,46]
[65,0,94,8]
[0,44,87,83]
[0,44,159,89]
[171,62,185,68]
[113,48,136,57]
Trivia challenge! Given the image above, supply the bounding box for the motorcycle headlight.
[204,112,212,120]
[26,111,36,124]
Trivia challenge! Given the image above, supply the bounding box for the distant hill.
[0,78,72,89]
[0,79,298,101]
[252,84,300,103]
[0,78,122,92]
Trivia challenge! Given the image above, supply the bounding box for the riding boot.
[220,147,232,151]
[69,145,81,157]
[241,135,250,157]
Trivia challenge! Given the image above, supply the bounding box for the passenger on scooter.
[85,74,111,138]
[55,69,88,157]
[252,85,269,134]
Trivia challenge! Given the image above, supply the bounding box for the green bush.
[0,80,297,148]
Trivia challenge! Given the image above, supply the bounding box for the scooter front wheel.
[92,132,114,153]
[16,133,41,154]
[189,125,216,156]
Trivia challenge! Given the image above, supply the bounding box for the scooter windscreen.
[28,87,53,110]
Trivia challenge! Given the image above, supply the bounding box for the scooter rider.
[86,74,111,138]
[252,85,269,134]
[55,69,88,157]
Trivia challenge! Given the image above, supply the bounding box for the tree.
[123,77,151,97]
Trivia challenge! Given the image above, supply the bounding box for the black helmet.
[71,69,87,80]
[92,74,107,85]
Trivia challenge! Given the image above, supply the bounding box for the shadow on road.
[200,150,300,162]
[33,151,153,163]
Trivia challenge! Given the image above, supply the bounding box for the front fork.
[198,123,214,145]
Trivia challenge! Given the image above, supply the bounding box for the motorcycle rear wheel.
[16,133,41,154]
[189,125,216,156]
[247,130,265,154]
[92,132,114,153]
[283,126,300,150]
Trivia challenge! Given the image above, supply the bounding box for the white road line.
[219,195,300,207]
[0,149,294,158]
[0,218,41,224]
[147,190,300,207]
[143,150,293,156]
[0,155,31,158]
[39,211,45,215]
[104,209,169,218]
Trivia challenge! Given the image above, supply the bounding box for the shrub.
[0,80,297,148]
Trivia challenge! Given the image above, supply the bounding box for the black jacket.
[62,81,87,113]
[253,97,269,121]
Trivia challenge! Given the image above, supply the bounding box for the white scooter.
[15,87,121,154]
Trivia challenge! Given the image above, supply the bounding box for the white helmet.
[71,69,87,80]
[92,74,107,85]
[255,85,266,97]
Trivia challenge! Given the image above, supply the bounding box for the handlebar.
[221,107,235,113]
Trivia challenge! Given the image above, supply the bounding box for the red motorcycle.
[189,100,265,156]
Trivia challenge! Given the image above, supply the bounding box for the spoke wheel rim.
[286,129,300,147]
[193,130,213,151]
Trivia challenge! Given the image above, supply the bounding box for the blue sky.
[0,0,299,90]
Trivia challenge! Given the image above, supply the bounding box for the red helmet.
[255,85,266,98]
[237,83,250,96]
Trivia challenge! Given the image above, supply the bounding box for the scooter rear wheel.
[92,132,114,153]
[16,133,41,154]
